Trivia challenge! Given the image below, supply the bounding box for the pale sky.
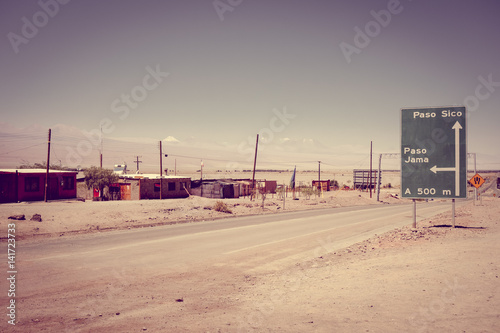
[1,0,499,172]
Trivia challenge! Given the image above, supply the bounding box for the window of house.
[62,176,75,190]
[168,182,176,191]
[25,177,40,192]
[154,183,160,192]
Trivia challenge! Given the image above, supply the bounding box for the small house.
[123,174,191,200]
[0,169,77,203]
[78,173,191,201]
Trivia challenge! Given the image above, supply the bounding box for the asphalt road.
[18,201,457,296]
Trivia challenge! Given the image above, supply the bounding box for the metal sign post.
[452,199,456,228]
[412,199,416,229]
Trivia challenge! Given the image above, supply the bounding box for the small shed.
[117,174,191,200]
[194,180,240,199]
[263,180,277,194]
[0,169,77,203]
[312,180,331,192]
[192,179,276,199]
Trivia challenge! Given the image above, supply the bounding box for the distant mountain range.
[0,122,453,172]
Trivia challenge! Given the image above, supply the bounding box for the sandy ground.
[235,197,500,333]
[1,183,499,332]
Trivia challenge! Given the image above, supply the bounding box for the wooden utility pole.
[251,134,259,200]
[135,156,142,171]
[159,141,163,200]
[369,141,373,198]
[318,161,321,191]
[44,129,51,202]
[99,126,103,168]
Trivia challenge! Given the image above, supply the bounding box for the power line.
[0,143,45,156]
[0,132,395,170]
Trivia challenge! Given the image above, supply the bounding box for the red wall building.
[0,169,77,203]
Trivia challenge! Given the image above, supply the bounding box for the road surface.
[17,201,457,297]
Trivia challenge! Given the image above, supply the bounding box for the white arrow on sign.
[429,121,462,196]
[430,166,454,173]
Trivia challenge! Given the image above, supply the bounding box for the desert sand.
[0,180,499,332]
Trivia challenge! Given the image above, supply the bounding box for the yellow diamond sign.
[469,173,485,189]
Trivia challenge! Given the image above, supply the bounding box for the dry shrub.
[213,201,232,214]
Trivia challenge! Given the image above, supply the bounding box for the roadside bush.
[301,187,315,199]
[213,201,232,214]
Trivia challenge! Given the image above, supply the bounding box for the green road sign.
[401,106,467,199]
